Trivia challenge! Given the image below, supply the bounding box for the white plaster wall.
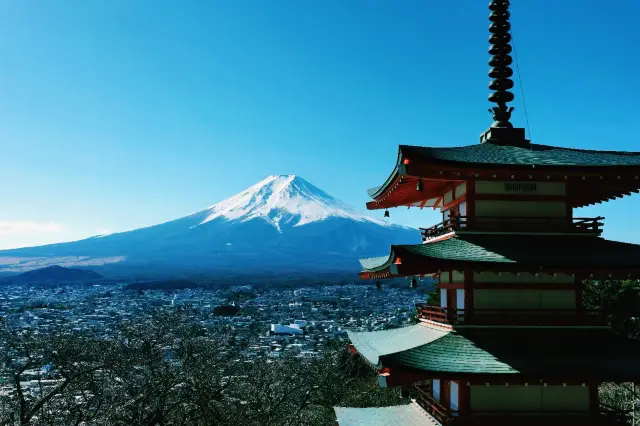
[444,190,453,204]
[452,270,465,282]
[473,272,574,284]
[475,181,566,196]
[470,385,589,412]
[475,200,567,218]
[473,289,576,309]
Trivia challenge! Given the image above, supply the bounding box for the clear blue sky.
[1,0,639,249]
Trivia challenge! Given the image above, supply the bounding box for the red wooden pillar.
[442,380,451,409]
[464,268,474,323]
[466,180,476,228]
[447,290,453,309]
[457,381,469,417]
[447,290,456,320]
[566,180,573,220]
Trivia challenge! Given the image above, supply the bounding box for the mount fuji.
[0,175,419,276]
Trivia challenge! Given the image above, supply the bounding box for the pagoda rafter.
[366,145,640,211]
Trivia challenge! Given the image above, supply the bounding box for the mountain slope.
[0,175,419,274]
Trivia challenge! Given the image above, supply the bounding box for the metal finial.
[488,0,515,128]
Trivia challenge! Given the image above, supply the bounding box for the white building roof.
[334,402,440,426]
[270,324,303,335]
[346,322,450,368]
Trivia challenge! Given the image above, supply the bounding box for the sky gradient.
[1,0,639,249]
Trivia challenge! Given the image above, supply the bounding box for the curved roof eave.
[359,249,397,273]
[347,323,451,368]
[366,148,405,200]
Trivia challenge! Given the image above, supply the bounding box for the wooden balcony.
[413,384,626,425]
[420,216,604,241]
[417,306,606,326]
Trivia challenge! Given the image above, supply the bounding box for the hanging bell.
[416,178,424,192]
[384,210,390,218]
[376,280,381,289]
[410,277,418,289]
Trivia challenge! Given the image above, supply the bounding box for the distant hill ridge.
[10,265,103,283]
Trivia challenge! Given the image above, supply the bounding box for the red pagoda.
[334,2,640,425]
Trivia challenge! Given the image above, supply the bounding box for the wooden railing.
[418,306,605,326]
[419,216,604,241]
[418,305,450,323]
[413,384,626,425]
[413,383,451,425]
[420,218,458,240]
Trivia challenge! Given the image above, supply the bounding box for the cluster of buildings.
[0,281,426,360]
[0,279,428,410]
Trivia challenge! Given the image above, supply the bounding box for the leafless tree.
[1,309,404,426]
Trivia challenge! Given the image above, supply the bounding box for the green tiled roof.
[366,143,640,199]
[383,328,640,379]
[360,235,640,272]
[386,330,514,374]
[400,143,640,167]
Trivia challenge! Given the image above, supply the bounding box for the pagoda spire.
[488,0,515,128]
[480,0,528,146]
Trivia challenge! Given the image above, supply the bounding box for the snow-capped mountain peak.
[197,174,390,231]
[0,174,419,274]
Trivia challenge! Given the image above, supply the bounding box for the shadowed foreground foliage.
[0,309,404,426]
[584,280,640,425]
[583,279,640,339]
